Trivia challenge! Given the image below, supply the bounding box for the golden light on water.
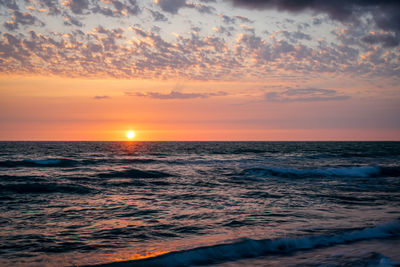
[109,250,170,263]
[126,130,135,140]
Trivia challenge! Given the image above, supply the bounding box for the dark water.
[0,141,400,266]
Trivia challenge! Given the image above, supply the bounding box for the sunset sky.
[0,0,399,140]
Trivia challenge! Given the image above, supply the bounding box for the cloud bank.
[0,0,399,80]
[128,90,227,99]
[228,0,400,32]
[265,88,350,102]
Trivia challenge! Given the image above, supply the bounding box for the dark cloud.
[63,13,83,27]
[147,9,168,22]
[265,88,350,102]
[63,0,89,15]
[14,11,38,25]
[38,0,62,15]
[362,32,399,47]
[155,0,187,14]
[129,91,227,99]
[218,13,236,24]
[228,0,400,36]
[192,3,215,14]
[0,0,19,11]
[91,0,140,16]
[0,33,31,68]
[4,11,43,31]
[125,0,141,15]
[280,31,312,43]
[91,5,114,16]
[154,0,213,15]
[3,21,17,31]
[61,0,140,17]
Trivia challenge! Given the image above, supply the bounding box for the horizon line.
[0,140,399,142]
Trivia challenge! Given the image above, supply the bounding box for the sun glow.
[126,130,135,140]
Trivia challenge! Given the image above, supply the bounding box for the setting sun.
[126,131,135,140]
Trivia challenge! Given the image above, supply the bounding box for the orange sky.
[1,75,399,141]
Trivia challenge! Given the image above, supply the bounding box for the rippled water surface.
[0,141,400,266]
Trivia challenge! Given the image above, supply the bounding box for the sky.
[0,0,399,141]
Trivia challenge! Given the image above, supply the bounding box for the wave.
[232,148,267,154]
[120,159,160,164]
[0,182,95,194]
[291,252,398,267]
[0,174,45,182]
[241,165,400,178]
[0,157,176,168]
[93,220,400,267]
[98,168,172,179]
[0,158,79,168]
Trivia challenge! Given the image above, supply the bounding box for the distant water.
[1,141,400,266]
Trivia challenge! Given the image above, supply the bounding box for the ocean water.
[0,141,399,267]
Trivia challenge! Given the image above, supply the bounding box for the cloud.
[154,0,188,14]
[1,12,399,80]
[116,0,141,15]
[153,0,214,15]
[228,0,400,38]
[63,0,89,15]
[4,11,43,30]
[280,30,312,43]
[38,0,62,15]
[191,3,215,14]
[93,95,110,99]
[234,15,253,24]
[213,26,235,36]
[91,0,141,17]
[362,32,399,48]
[0,0,19,11]
[218,13,236,24]
[127,90,227,99]
[265,88,350,102]
[147,8,168,21]
[63,13,83,27]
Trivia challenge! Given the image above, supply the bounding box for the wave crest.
[98,220,400,267]
[98,168,172,179]
[0,158,78,168]
[241,165,398,178]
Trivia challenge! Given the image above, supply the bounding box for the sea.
[0,141,400,267]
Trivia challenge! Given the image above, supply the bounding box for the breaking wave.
[95,220,400,267]
[242,165,400,178]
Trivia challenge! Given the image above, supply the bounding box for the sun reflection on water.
[108,250,170,262]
